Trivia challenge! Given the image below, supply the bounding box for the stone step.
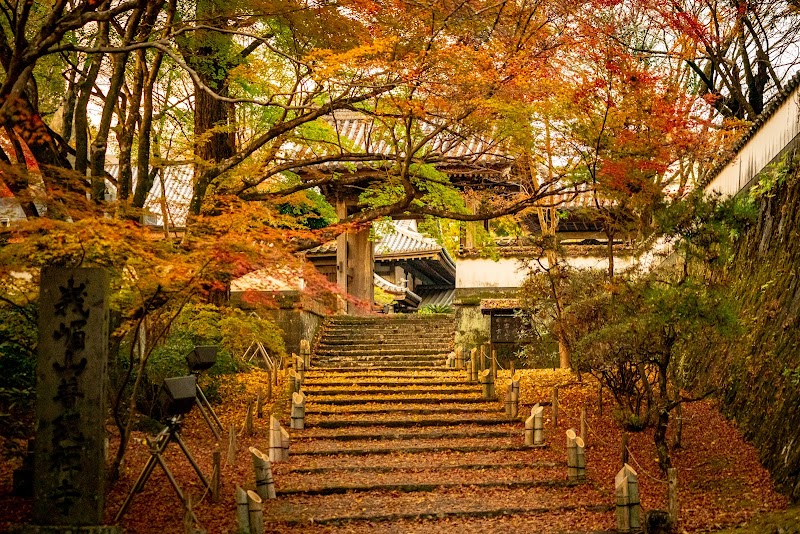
[308,405,500,416]
[304,369,460,377]
[306,394,487,406]
[277,478,574,496]
[282,461,559,474]
[317,338,453,347]
[314,350,449,359]
[304,386,478,396]
[280,448,561,471]
[290,441,542,456]
[261,485,611,527]
[305,416,517,428]
[292,426,519,442]
[310,363,447,370]
[302,379,467,387]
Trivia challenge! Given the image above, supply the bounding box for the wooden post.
[491,349,498,379]
[621,432,629,467]
[269,415,282,462]
[532,404,544,445]
[524,414,534,446]
[446,351,455,368]
[266,378,273,403]
[246,489,264,534]
[227,424,237,466]
[479,344,487,373]
[469,348,479,383]
[211,449,221,503]
[668,467,678,528]
[598,382,603,417]
[566,429,579,481]
[504,385,513,417]
[615,464,640,532]
[235,486,249,532]
[250,447,276,500]
[552,386,559,428]
[510,360,515,377]
[465,360,473,383]
[288,369,298,395]
[290,391,306,430]
[575,436,586,480]
[256,391,263,419]
[244,400,254,436]
[455,347,464,369]
[300,339,311,368]
[479,369,495,399]
[510,372,520,418]
[580,407,587,445]
[295,353,305,382]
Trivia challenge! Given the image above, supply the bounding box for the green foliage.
[418,304,453,314]
[0,299,37,457]
[277,189,337,229]
[749,153,793,199]
[146,304,286,396]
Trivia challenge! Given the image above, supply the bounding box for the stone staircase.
[312,314,455,369]
[267,314,613,532]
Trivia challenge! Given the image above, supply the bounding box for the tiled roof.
[374,273,422,307]
[701,70,800,189]
[292,110,510,167]
[416,287,454,307]
[105,164,193,228]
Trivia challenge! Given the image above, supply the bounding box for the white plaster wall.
[456,255,637,288]
[706,90,800,198]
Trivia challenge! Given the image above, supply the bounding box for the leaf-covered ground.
[0,365,790,533]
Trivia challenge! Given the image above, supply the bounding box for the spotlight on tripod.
[185,345,224,439]
[115,375,212,523]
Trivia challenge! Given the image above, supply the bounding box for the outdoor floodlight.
[158,375,197,419]
[185,345,219,373]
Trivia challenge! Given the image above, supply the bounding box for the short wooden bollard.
[480,369,495,399]
[281,426,290,460]
[446,351,455,368]
[246,489,264,534]
[235,486,249,532]
[491,348,498,379]
[227,424,237,465]
[296,353,306,382]
[615,464,641,532]
[465,360,473,383]
[455,347,464,369]
[532,404,544,445]
[525,413,534,446]
[552,386,559,428]
[269,415,282,462]
[504,385,513,417]
[566,429,579,481]
[288,369,301,394]
[576,436,586,479]
[250,447,276,500]
[290,391,306,430]
[470,348,479,383]
[479,344,487,372]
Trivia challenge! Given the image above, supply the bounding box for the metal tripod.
[115,415,211,523]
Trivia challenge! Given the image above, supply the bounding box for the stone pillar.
[34,267,109,527]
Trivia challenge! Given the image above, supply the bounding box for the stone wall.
[693,161,800,501]
[230,291,326,356]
